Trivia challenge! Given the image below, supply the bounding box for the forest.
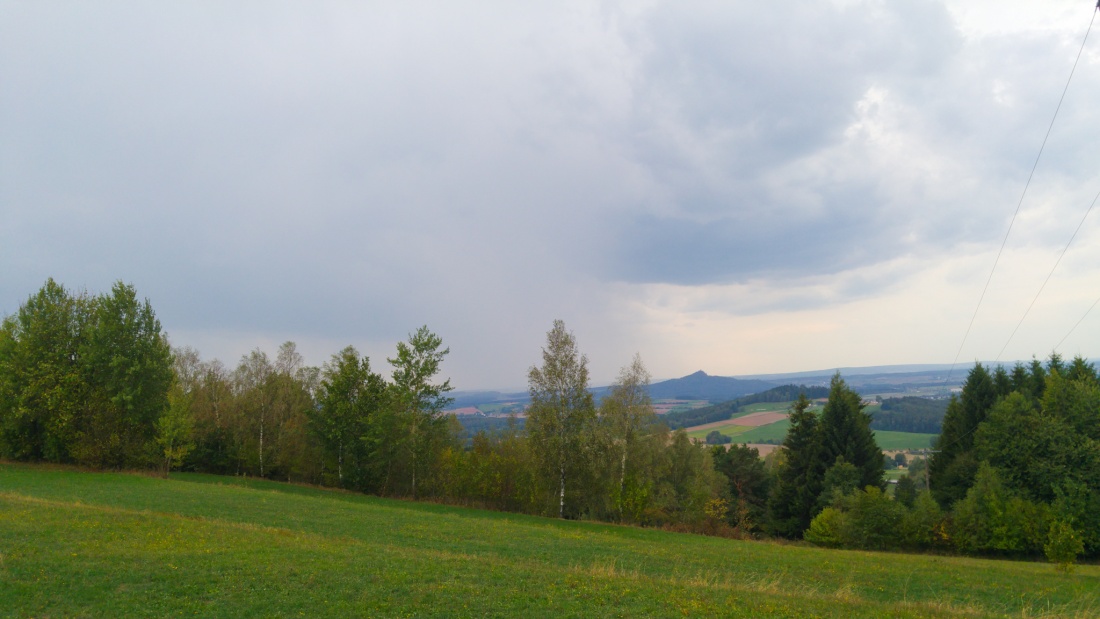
[869,396,948,434]
[1,279,1098,568]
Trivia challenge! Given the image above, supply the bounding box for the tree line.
[787,355,1100,569]
[870,396,947,434]
[2,280,1097,567]
[0,283,730,528]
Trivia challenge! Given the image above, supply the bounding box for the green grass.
[738,419,792,444]
[735,424,935,451]
[475,401,523,415]
[685,424,751,441]
[872,431,936,450]
[1,464,1097,618]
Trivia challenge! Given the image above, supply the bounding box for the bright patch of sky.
[3,1,1098,389]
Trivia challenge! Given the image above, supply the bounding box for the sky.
[3,0,1100,390]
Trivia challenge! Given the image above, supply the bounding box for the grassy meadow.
[686,424,752,441]
[738,419,792,444]
[1,464,1097,618]
[872,431,936,450]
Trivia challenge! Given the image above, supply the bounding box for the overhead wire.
[994,187,1100,362]
[942,4,1098,386]
[1054,294,1100,353]
[929,4,1100,463]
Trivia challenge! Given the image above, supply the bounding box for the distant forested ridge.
[457,414,523,436]
[871,395,950,433]
[665,384,830,429]
[646,370,777,402]
[869,397,948,434]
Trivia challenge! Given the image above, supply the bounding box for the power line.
[994,186,1100,362]
[943,5,1098,385]
[1054,294,1100,353]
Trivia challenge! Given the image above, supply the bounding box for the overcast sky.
[3,1,1100,389]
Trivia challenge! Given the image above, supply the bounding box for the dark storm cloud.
[587,0,1100,293]
[3,0,1098,384]
[597,0,970,285]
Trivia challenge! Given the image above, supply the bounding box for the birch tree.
[388,326,453,498]
[235,349,274,477]
[600,353,657,521]
[527,320,595,518]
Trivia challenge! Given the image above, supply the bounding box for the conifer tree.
[767,393,823,537]
[929,363,996,507]
[817,373,883,493]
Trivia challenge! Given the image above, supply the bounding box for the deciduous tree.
[389,326,454,498]
[314,345,386,490]
[599,353,660,521]
[76,282,173,468]
[526,320,595,518]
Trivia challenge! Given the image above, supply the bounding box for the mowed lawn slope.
[1,464,1096,618]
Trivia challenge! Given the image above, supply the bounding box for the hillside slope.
[1,464,1095,618]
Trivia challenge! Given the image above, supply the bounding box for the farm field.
[685,409,791,442]
[873,431,937,450]
[1,464,1097,618]
[686,423,752,441]
[684,402,795,441]
[732,424,934,451]
[684,400,937,452]
[652,399,709,415]
[737,419,791,444]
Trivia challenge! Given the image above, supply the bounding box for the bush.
[900,491,947,550]
[894,475,917,509]
[804,507,848,547]
[951,463,1049,555]
[1045,521,1084,573]
[705,430,731,445]
[843,486,906,551]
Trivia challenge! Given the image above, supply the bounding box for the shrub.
[843,486,905,550]
[900,491,947,550]
[1045,521,1084,573]
[705,430,731,445]
[804,507,848,548]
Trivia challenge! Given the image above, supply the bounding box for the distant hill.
[448,370,778,411]
[448,391,527,409]
[647,370,777,402]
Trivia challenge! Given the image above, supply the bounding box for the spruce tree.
[929,363,996,507]
[766,393,823,537]
[817,373,883,492]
